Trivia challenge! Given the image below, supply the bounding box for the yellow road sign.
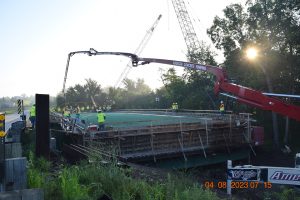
[0,115,5,121]
[0,131,6,137]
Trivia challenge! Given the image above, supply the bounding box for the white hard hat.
[221,101,223,103]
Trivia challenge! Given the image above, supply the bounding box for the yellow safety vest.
[64,110,70,117]
[97,113,105,123]
[30,105,36,117]
[220,104,225,111]
[172,104,176,110]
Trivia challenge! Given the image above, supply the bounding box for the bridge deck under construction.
[51,111,253,167]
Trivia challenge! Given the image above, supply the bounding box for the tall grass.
[59,167,89,200]
[27,150,219,200]
[76,161,219,200]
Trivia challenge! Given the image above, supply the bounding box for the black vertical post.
[35,94,50,159]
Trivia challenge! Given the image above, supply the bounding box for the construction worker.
[172,102,179,112]
[75,106,81,123]
[172,103,176,112]
[219,101,225,115]
[29,104,36,128]
[63,107,71,118]
[175,102,179,112]
[97,109,106,131]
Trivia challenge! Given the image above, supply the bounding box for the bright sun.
[246,48,258,60]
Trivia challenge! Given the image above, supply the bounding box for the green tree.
[207,0,300,147]
[136,79,151,95]
[160,42,218,110]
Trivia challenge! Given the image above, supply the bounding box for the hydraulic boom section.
[62,49,300,121]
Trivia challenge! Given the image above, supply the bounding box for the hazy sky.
[0,0,246,97]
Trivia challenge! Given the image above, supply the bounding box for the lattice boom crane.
[171,0,200,52]
[114,14,162,88]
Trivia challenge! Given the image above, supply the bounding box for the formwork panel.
[73,111,252,163]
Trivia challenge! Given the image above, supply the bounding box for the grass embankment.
[24,129,300,200]
[23,128,218,200]
[27,152,219,200]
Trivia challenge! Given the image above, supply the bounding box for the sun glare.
[246,48,258,60]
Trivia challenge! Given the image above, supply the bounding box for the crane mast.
[171,0,200,52]
[114,14,162,88]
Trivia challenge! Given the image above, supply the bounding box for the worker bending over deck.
[219,101,225,115]
[97,109,106,131]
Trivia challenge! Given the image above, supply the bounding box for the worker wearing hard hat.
[97,109,106,131]
[75,106,81,123]
[219,101,225,115]
[172,103,176,111]
[29,104,36,128]
[172,102,179,112]
[175,102,178,111]
[63,107,71,118]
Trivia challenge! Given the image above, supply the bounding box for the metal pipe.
[220,93,237,99]
[262,92,300,99]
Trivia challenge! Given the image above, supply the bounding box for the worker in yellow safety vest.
[97,109,106,131]
[174,102,178,111]
[29,104,36,128]
[219,101,225,115]
[172,102,179,112]
[172,103,176,111]
[63,107,71,118]
[75,106,81,123]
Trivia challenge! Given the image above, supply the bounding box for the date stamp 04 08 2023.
[204,181,272,189]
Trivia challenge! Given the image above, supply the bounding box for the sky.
[0,0,246,97]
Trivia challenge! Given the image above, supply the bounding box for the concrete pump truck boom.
[63,49,300,122]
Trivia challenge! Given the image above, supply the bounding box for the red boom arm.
[63,49,300,121]
[137,57,300,121]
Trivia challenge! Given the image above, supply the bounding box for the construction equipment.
[90,96,97,110]
[171,0,216,107]
[114,14,162,88]
[227,155,300,196]
[62,15,162,94]
[62,49,300,121]
[171,0,200,52]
